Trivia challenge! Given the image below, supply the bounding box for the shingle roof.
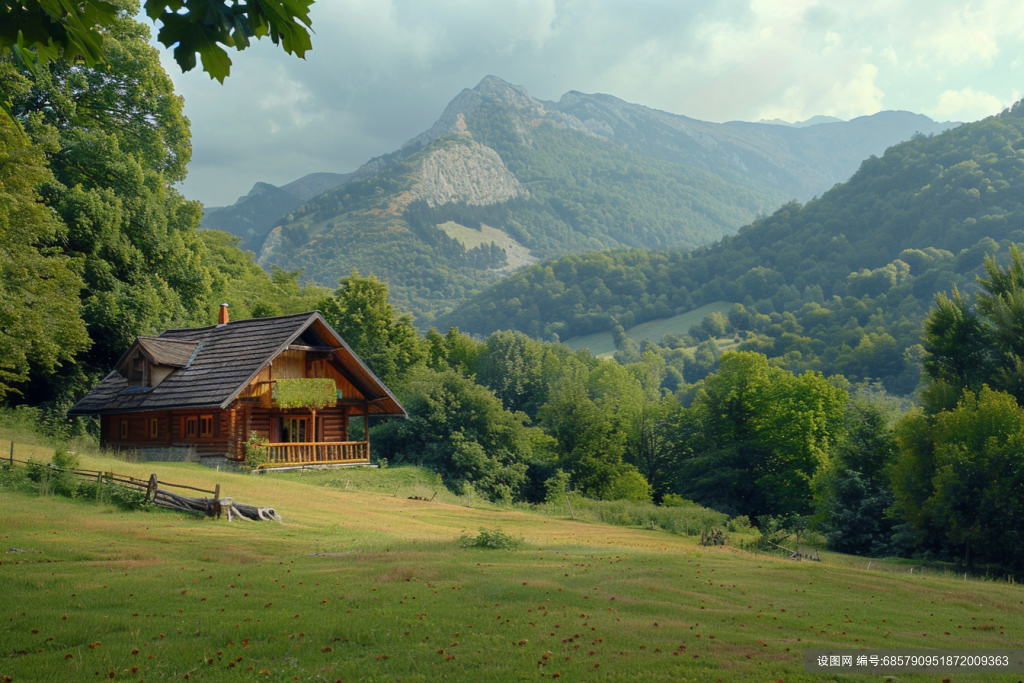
[135,337,198,367]
[68,312,406,417]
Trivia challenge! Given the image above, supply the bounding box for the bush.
[660,493,692,507]
[460,527,523,550]
[727,515,753,532]
[606,467,652,503]
[51,448,79,470]
[245,433,269,470]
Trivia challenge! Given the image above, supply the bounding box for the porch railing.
[258,441,369,469]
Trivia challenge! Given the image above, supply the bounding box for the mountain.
[438,101,1024,392]
[758,115,844,127]
[551,93,954,202]
[199,172,353,253]
[217,77,955,321]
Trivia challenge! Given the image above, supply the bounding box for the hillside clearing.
[563,302,735,357]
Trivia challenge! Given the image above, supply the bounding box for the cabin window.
[185,416,197,438]
[280,417,308,443]
[120,420,129,439]
[149,418,159,439]
[199,415,214,438]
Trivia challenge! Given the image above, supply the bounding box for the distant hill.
[758,115,844,127]
[203,76,956,322]
[199,172,352,253]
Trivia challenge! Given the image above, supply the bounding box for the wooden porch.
[257,440,369,470]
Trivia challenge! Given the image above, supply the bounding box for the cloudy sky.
[156,0,1023,207]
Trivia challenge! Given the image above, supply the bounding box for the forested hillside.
[442,102,1024,394]
[230,77,950,323]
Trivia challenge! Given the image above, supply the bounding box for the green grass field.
[2,445,1022,682]
[563,302,736,357]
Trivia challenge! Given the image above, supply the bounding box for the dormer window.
[115,336,199,392]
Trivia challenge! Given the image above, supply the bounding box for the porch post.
[364,402,370,462]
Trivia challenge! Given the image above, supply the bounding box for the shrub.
[460,527,523,550]
[245,433,269,470]
[660,493,692,507]
[51,448,79,470]
[606,467,652,503]
[727,515,753,532]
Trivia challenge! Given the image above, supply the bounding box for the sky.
[155,0,1024,207]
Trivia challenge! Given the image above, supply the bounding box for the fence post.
[8,441,12,467]
[565,494,575,520]
[147,474,158,503]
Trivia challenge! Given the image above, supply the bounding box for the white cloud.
[930,86,1012,121]
[152,0,1024,205]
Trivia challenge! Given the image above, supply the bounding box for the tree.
[476,330,547,416]
[0,113,89,396]
[4,11,225,407]
[892,387,1024,572]
[921,287,991,396]
[318,271,424,386]
[0,0,313,91]
[815,396,902,556]
[373,366,536,501]
[666,351,847,518]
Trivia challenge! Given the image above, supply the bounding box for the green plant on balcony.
[272,378,337,410]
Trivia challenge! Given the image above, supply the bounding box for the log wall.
[100,409,233,458]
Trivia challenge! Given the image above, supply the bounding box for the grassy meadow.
[2,443,1023,682]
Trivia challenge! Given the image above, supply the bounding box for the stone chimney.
[218,303,229,325]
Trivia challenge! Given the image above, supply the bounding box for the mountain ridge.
[199,76,958,321]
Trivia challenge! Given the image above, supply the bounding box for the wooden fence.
[4,442,222,517]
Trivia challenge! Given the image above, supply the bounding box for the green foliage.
[567,495,728,536]
[726,515,752,532]
[77,478,150,510]
[245,432,269,470]
[0,113,88,396]
[605,466,652,503]
[664,351,847,519]
[659,493,689,507]
[0,0,313,87]
[373,366,537,501]
[272,378,337,410]
[51,448,79,470]
[542,469,570,504]
[318,270,424,386]
[459,527,523,550]
[892,387,1024,572]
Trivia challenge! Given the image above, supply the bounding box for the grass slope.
[563,302,734,357]
[2,447,1022,682]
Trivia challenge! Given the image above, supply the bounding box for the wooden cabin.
[68,306,406,469]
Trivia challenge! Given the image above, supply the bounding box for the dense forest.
[2,6,1023,578]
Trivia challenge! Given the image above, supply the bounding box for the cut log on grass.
[219,497,282,523]
[151,490,281,522]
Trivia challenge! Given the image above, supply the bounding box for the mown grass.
[2,446,1023,682]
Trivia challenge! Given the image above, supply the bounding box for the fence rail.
[4,442,221,516]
